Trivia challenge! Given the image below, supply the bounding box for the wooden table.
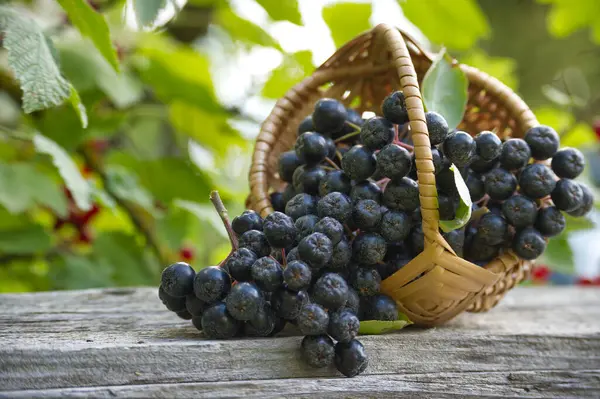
[0,287,599,398]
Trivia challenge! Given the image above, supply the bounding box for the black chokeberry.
[270,192,285,212]
[484,167,517,200]
[336,108,364,138]
[193,266,231,303]
[201,302,241,339]
[312,272,349,310]
[352,232,387,265]
[292,165,326,195]
[313,216,344,245]
[297,115,314,136]
[525,125,560,160]
[295,214,319,241]
[443,228,466,257]
[470,155,498,174]
[176,310,192,320]
[465,171,485,202]
[295,132,328,165]
[360,117,395,150]
[475,131,502,161]
[334,339,368,377]
[245,303,276,337]
[551,148,585,179]
[298,232,333,269]
[376,143,411,179]
[251,257,283,292]
[283,260,312,291]
[551,179,584,212]
[278,151,302,183]
[271,287,308,320]
[285,193,317,221]
[313,98,348,135]
[502,194,538,229]
[351,266,381,296]
[301,335,335,368]
[344,287,361,314]
[186,294,208,317]
[465,236,499,263]
[443,130,476,167]
[319,170,351,197]
[317,192,352,223]
[477,213,508,246]
[425,111,449,146]
[328,309,360,343]
[382,91,409,124]
[342,145,376,181]
[512,227,546,260]
[325,137,337,160]
[161,262,195,297]
[379,210,411,243]
[297,303,329,335]
[519,163,557,199]
[238,229,271,258]
[438,192,459,220]
[232,210,263,236]
[500,138,531,170]
[353,199,383,230]
[364,294,398,321]
[286,246,300,263]
[263,211,297,248]
[225,282,263,321]
[382,177,420,212]
[158,285,186,312]
[282,184,297,205]
[350,180,382,203]
[567,183,594,217]
[408,223,424,256]
[535,206,566,237]
[327,239,352,271]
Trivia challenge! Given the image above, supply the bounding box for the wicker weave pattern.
[248,24,539,325]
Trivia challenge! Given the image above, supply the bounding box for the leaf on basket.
[359,313,412,335]
[439,164,472,233]
[422,48,468,130]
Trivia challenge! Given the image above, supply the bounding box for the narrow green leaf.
[215,6,282,50]
[262,51,313,99]
[57,0,120,72]
[422,49,469,130]
[256,0,302,25]
[359,313,412,335]
[322,2,371,48]
[439,164,472,233]
[0,6,71,113]
[0,225,52,254]
[33,133,92,211]
[133,0,167,28]
[69,85,88,128]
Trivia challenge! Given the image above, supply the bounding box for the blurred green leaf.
[538,0,600,43]
[262,51,313,99]
[359,313,412,335]
[133,0,167,28]
[539,233,574,275]
[50,254,113,289]
[256,0,302,25]
[157,207,191,251]
[174,199,228,239]
[422,49,468,130]
[0,224,52,254]
[322,2,371,48]
[460,49,518,90]
[399,0,490,50]
[215,6,282,50]
[106,166,155,211]
[69,85,88,128]
[33,133,92,212]
[57,0,120,72]
[562,123,597,148]
[439,164,472,233]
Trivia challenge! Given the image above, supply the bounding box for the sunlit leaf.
[561,123,597,149]
[215,6,282,50]
[422,49,468,130]
[68,85,88,128]
[105,166,155,212]
[322,2,371,48]
[538,0,600,44]
[262,51,313,99]
[57,0,120,72]
[174,199,228,239]
[133,0,167,28]
[0,224,52,254]
[256,0,302,25]
[359,313,412,335]
[439,164,472,233]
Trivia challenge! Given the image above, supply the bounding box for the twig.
[334,130,361,143]
[210,190,238,250]
[281,248,287,267]
[335,150,344,162]
[324,157,340,170]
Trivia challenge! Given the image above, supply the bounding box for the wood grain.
[0,287,599,398]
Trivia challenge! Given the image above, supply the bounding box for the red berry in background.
[594,120,600,141]
[576,277,594,286]
[593,277,600,286]
[531,264,551,282]
[81,165,93,178]
[179,247,194,262]
[77,228,92,244]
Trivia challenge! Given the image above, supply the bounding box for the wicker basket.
[248,24,540,327]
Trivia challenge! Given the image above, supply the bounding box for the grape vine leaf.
[359,312,412,335]
[133,0,168,28]
[0,7,71,113]
[256,0,302,25]
[322,2,372,48]
[57,0,120,72]
[422,49,469,130]
[439,164,473,233]
[33,133,92,212]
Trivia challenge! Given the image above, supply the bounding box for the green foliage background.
[0,0,598,292]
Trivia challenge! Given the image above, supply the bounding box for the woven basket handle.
[375,24,440,244]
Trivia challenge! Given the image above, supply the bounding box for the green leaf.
[359,313,412,335]
[538,0,600,44]
[57,0,120,72]
[0,224,52,254]
[399,0,490,50]
[174,199,228,239]
[439,164,472,233]
[422,49,469,130]
[50,254,113,289]
[0,6,71,113]
[157,207,191,252]
[133,0,167,28]
[256,0,302,25]
[322,2,371,48]
[105,166,155,212]
[539,232,574,275]
[33,133,92,211]
[68,85,88,128]
[460,49,518,90]
[561,123,597,149]
[215,6,282,50]
[262,51,313,99]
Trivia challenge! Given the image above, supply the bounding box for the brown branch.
[210,190,238,250]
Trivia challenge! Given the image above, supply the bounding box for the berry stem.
[210,190,239,250]
[395,141,414,151]
[281,248,287,267]
[345,121,361,131]
[394,124,399,142]
[334,130,361,143]
[335,150,344,162]
[324,157,341,170]
[376,178,390,190]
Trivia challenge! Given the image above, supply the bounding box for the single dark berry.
[293,165,326,196]
[295,132,328,165]
[270,192,285,212]
[567,183,594,217]
[297,115,314,136]
[327,239,352,271]
[465,171,485,202]
[342,287,361,315]
[286,246,300,263]
[525,125,560,160]
[519,163,557,199]
[270,317,287,336]
[438,193,459,220]
[425,111,449,146]
[477,213,508,245]
[295,214,319,241]
[158,285,186,312]
[263,211,297,249]
[298,232,333,270]
[282,184,297,205]
[186,294,208,317]
[352,232,387,265]
[238,229,271,258]
[225,282,263,321]
[342,145,376,181]
[192,315,203,331]
[336,108,364,139]
[223,248,257,282]
[319,170,351,197]
[232,210,263,236]
[475,131,502,161]
[297,303,329,335]
[285,193,318,221]
[312,272,349,310]
[271,287,308,320]
[365,294,398,321]
[465,235,500,263]
[352,199,383,230]
[201,302,241,339]
[245,303,276,337]
[376,143,411,180]
[176,309,193,320]
[408,223,424,256]
[313,98,348,135]
[350,180,382,203]
[551,179,584,212]
[379,210,411,243]
[251,257,283,292]
[443,228,466,257]
[193,266,230,303]
[350,266,381,297]
[334,339,368,377]
[500,138,531,170]
[161,262,195,297]
[381,91,409,124]
[313,216,344,245]
[283,260,312,291]
[360,117,395,150]
[278,151,302,183]
[382,177,420,212]
[436,166,459,196]
[470,155,498,174]
[317,192,352,223]
[535,206,566,237]
[325,137,337,159]
[502,195,538,229]
[484,168,517,200]
[443,131,476,167]
[512,227,546,260]
[301,335,335,368]
[552,148,585,179]
[328,309,360,343]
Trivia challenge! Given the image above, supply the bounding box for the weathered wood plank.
[0,287,599,397]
